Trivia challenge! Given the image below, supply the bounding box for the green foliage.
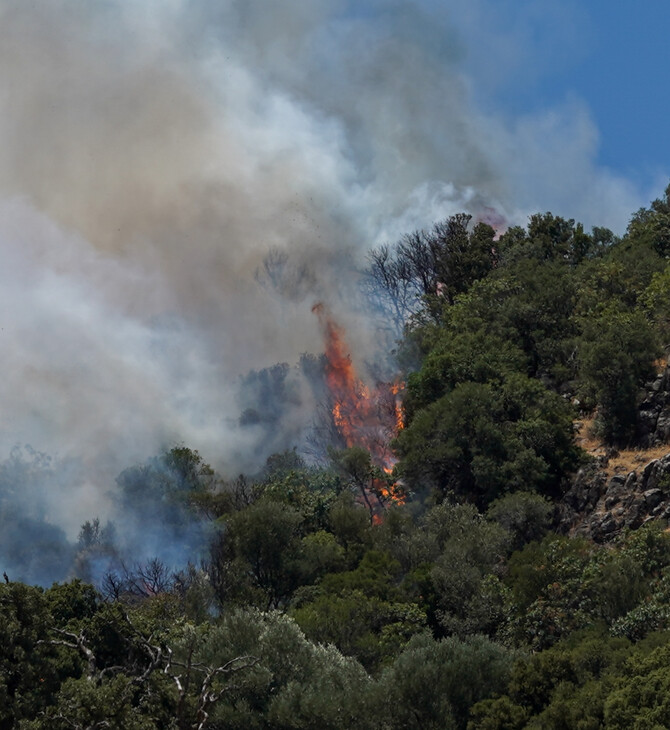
[467,696,529,730]
[116,446,215,511]
[498,212,602,265]
[505,535,597,648]
[365,214,497,330]
[198,609,375,729]
[376,633,515,730]
[327,492,372,558]
[259,467,342,532]
[577,242,666,315]
[486,491,553,551]
[404,331,526,420]
[614,522,670,577]
[292,551,426,670]
[627,183,670,258]
[395,374,579,506]
[221,498,303,609]
[602,640,670,728]
[642,262,670,342]
[577,308,660,444]
[21,674,163,730]
[0,583,58,729]
[11,193,670,728]
[268,642,374,730]
[502,525,670,651]
[296,530,346,583]
[44,580,98,625]
[420,503,511,637]
[422,256,579,385]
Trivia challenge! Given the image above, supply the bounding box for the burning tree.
[311,303,406,519]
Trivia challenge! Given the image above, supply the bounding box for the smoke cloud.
[0,0,659,579]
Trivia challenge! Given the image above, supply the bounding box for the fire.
[312,303,406,511]
[390,382,405,433]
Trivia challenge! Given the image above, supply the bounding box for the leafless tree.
[364,213,496,331]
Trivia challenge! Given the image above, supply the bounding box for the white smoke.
[0,0,661,548]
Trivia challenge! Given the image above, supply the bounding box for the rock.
[636,366,670,443]
[652,502,668,516]
[604,474,628,505]
[560,395,670,540]
[656,408,670,442]
[605,495,619,510]
[608,474,626,488]
[588,484,602,507]
[638,408,659,434]
[644,488,664,509]
[644,459,670,492]
[625,510,646,530]
[598,515,618,535]
[624,471,638,491]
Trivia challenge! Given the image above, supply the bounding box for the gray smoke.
[0,0,658,580]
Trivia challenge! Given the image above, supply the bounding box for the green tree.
[376,633,514,730]
[291,551,426,670]
[220,499,303,609]
[403,331,526,421]
[268,643,375,730]
[627,182,670,258]
[326,492,372,559]
[421,503,510,637]
[0,583,61,729]
[642,261,670,341]
[578,309,660,444]
[603,641,670,729]
[467,696,529,730]
[395,375,579,506]
[486,491,553,552]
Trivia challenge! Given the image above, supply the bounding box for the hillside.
[4,191,670,728]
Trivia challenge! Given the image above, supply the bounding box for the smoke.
[0,0,660,581]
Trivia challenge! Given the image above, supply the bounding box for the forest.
[3,184,670,729]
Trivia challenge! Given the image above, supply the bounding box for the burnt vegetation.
[5,186,670,728]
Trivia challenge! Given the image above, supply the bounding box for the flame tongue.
[312,303,405,506]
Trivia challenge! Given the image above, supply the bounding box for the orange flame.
[312,303,406,509]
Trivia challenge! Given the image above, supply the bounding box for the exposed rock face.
[637,365,670,447]
[559,453,670,542]
[559,364,670,542]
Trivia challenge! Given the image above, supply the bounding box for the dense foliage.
[4,185,670,727]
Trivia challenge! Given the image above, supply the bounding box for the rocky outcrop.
[559,363,670,541]
[559,453,670,542]
[637,365,670,447]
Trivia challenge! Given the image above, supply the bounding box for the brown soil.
[575,415,670,477]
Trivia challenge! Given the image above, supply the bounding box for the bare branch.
[39,629,97,679]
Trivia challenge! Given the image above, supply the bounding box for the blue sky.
[452,0,670,194]
[562,3,669,184]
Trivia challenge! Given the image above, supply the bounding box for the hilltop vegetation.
[3,185,670,728]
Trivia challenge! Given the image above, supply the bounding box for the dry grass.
[653,356,669,373]
[575,415,670,477]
